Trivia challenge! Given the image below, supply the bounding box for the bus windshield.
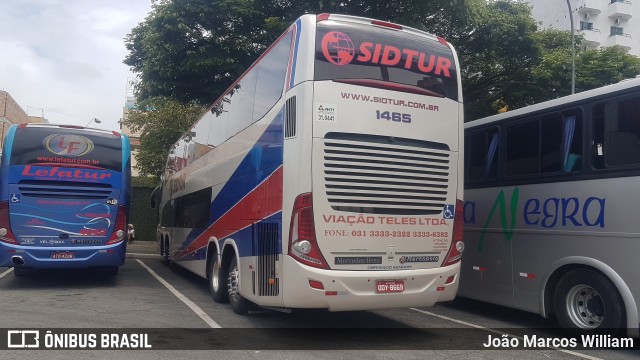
[314,21,459,101]
[10,126,123,172]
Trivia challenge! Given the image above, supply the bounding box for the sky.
[0,0,153,131]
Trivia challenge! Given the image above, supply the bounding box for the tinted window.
[11,126,123,172]
[226,68,257,138]
[175,187,211,228]
[505,112,583,177]
[595,96,640,167]
[467,127,499,182]
[254,31,292,121]
[506,120,539,176]
[314,22,458,101]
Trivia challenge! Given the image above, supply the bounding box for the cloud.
[0,0,152,130]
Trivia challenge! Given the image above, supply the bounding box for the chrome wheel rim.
[228,263,240,301]
[211,261,221,292]
[565,284,604,329]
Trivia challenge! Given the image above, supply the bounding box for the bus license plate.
[376,280,405,293]
[51,252,74,259]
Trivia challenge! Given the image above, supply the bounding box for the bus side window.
[467,128,498,183]
[562,113,583,173]
[603,97,640,167]
[592,103,606,169]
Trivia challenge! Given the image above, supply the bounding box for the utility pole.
[567,0,576,94]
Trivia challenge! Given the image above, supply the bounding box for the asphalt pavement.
[126,240,159,259]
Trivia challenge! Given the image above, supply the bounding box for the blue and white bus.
[153,13,465,314]
[0,124,132,275]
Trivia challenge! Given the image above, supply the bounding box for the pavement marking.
[410,308,603,360]
[136,259,221,328]
[0,268,13,279]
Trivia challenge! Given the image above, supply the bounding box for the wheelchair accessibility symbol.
[10,194,20,203]
[443,204,455,219]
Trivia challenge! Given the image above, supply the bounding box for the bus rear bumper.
[282,256,460,311]
[0,242,127,269]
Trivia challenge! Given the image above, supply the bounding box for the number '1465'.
[376,111,411,123]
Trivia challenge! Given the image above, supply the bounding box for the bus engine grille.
[322,132,450,215]
[18,180,113,199]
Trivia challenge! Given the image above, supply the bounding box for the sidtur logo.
[43,134,94,157]
[321,31,355,65]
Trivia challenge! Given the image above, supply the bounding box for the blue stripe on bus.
[3,125,17,165]
[208,109,284,224]
[179,213,283,261]
[178,108,285,251]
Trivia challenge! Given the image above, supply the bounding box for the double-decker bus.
[461,77,640,336]
[152,13,464,314]
[0,124,132,275]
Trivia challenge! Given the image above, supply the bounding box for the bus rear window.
[314,22,458,101]
[10,127,123,172]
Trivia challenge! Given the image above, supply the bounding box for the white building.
[526,0,640,56]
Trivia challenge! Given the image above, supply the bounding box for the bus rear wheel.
[208,254,229,303]
[554,268,625,334]
[228,257,251,315]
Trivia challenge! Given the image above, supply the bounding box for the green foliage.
[576,47,640,90]
[132,175,158,188]
[122,98,204,179]
[130,186,157,241]
[124,0,640,127]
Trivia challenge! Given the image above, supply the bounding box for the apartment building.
[526,0,640,56]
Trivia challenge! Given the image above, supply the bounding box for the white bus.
[152,13,464,314]
[461,78,640,336]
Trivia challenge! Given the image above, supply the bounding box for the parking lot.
[0,241,637,359]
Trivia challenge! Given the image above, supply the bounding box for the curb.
[126,253,162,260]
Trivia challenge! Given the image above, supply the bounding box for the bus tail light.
[316,13,330,22]
[288,193,329,269]
[0,201,19,245]
[106,206,127,245]
[442,199,464,267]
[371,20,403,30]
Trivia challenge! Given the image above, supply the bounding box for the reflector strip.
[519,272,536,279]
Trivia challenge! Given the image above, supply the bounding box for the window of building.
[580,21,593,31]
[610,26,623,36]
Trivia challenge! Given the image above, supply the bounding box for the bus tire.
[554,268,625,334]
[208,253,229,303]
[228,257,251,315]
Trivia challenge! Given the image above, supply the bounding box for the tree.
[124,0,484,107]
[123,98,204,179]
[576,46,640,90]
[124,0,640,132]
[124,0,269,105]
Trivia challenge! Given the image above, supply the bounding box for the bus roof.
[318,13,443,44]
[465,76,640,129]
[17,123,124,138]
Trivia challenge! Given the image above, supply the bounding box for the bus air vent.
[322,132,450,215]
[18,180,113,199]
[254,222,280,297]
[285,96,297,138]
